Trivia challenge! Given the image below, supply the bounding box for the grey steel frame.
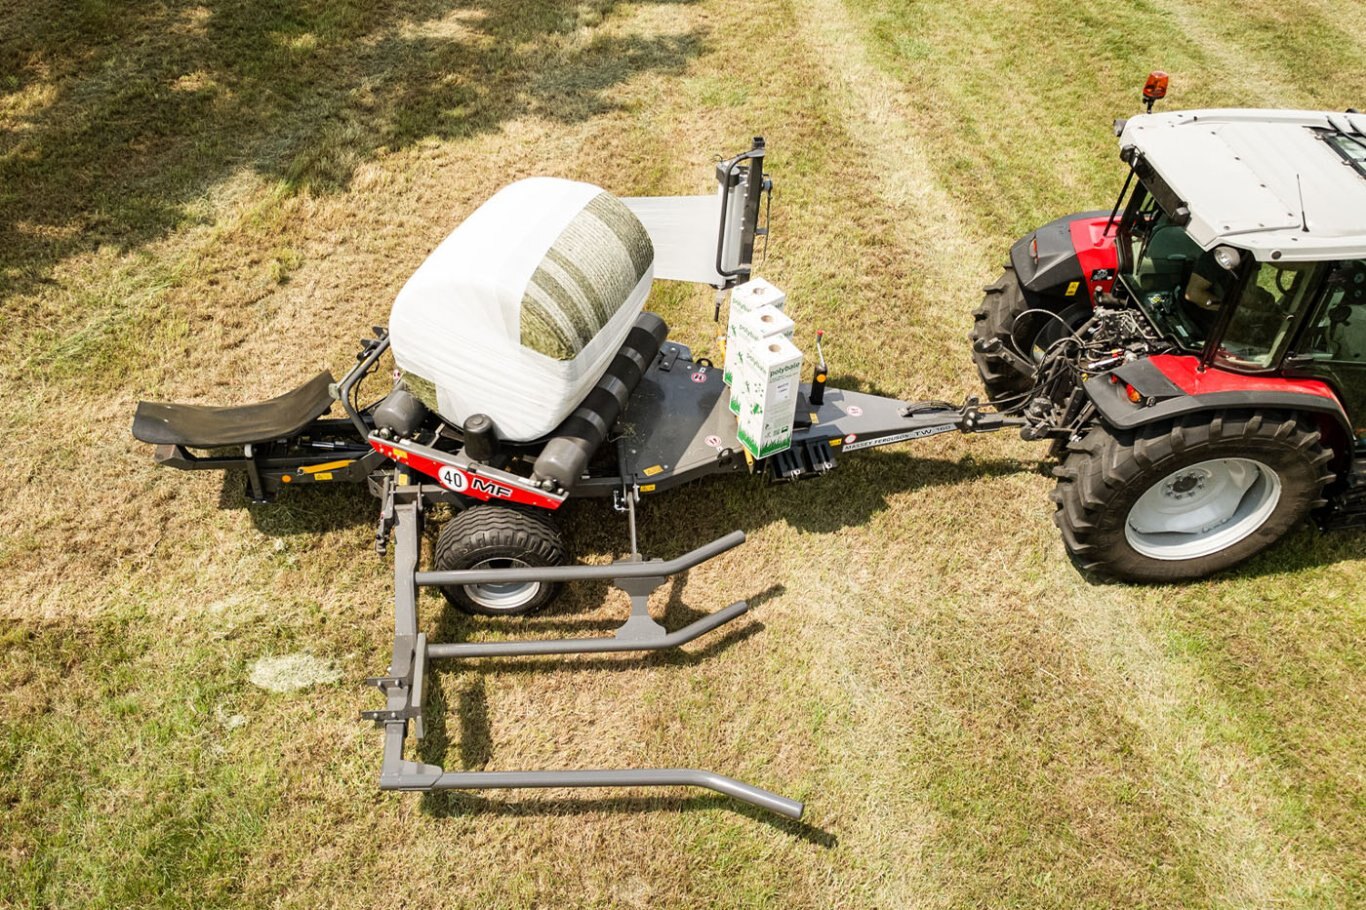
[366,488,804,820]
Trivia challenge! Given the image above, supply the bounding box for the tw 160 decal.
[841,424,957,452]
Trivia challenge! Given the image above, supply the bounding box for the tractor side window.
[1119,190,1210,348]
[1122,194,1203,296]
[1304,260,1366,364]
[1217,261,1317,369]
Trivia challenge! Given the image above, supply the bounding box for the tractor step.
[1319,458,1366,530]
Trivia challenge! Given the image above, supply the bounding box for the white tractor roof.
[1118,108,1366,262]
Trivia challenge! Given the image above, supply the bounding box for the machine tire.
[433,505,567,615]
[1051,411,1334,582]
[971,266,1090,401]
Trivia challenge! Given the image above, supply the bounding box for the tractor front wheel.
[433,505,567,615]
[1051,412,1334,582]
[971,266,1091,402]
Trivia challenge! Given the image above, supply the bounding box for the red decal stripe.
[367,440,564,510]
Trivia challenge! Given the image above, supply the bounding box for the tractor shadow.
[2,0,704,302]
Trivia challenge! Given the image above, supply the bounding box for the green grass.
[2,0,1364,907]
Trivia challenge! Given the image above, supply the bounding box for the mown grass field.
[2,0,1364,907]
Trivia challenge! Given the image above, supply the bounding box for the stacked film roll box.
[722,278,787,386]
[724,278,803,459]
[728,305,795,415]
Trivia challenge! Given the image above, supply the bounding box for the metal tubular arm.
[336,331,390,438]
[370,494,802,819]
[426,600,750,659]
[421,769,803,819]
[415,530,745,587]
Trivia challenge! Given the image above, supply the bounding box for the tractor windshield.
[1117,184,1310,369]
[1215,260,1318,369]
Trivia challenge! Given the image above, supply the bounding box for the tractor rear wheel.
[1051,411,1334,582]
[433,505,567,615]
[971,266,1091,402]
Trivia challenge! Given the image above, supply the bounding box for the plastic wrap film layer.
[622,176,746,285]
[389,177,654,442]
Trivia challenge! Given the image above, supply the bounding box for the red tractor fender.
[1010,212,1118,306]
[1083,353,1354,466]
[1067,216,1119,304]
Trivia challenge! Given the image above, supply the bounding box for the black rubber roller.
[533,312,669,491]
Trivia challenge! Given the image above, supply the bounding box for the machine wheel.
[1051,412,1334,582]
[433,506,567,616]
[971,266,1091,401]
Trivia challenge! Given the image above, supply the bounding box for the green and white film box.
[728,304,795,415]
[736,336,803,459]
[723,277,787,387]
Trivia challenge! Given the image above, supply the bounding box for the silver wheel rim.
[1125,457,1282,561]
[464,558,541,612]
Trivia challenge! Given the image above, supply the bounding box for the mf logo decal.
[469,476,514,499]
[843,424,956,451]
[439,465,514,499]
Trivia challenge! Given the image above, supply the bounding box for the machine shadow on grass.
[221,447,1036,544]
[1,0,704,301]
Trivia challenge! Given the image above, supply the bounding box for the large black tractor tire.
[433,505,567,616]
[971,266,1091,402]
[1051,411,1334,582]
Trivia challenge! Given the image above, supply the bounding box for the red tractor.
[972,90,1366,580]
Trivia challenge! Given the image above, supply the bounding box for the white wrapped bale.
[389,178,654,442]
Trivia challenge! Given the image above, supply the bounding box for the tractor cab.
[1111,110,1366,448]
[1116,181,1320,373]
